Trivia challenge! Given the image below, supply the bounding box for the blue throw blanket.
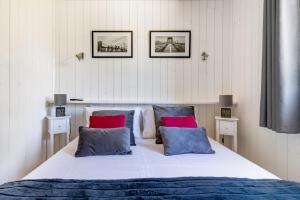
[1,177,300,199]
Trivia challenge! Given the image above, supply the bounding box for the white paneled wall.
[55,0,232,102]
[0,0,10,184]
[55,0,233,141]
[0,0,54,183]
[231,0,300,181]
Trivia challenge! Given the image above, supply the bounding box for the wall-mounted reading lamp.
[201,52,209,61]
[75,52,84,61]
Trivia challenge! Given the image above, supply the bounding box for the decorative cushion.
[159,127,215,156]
[89,115,126,128]
[85,106,142,138]
[75,127,132,157]
[153,105,196,144]
[141,107,156,139]
[93,110,136,146]
[161,116,197,128]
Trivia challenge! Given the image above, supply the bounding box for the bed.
[2,137,300,199]
[2,105,300,199]
[24,138,277,180]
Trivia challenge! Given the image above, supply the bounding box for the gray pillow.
[159,126,215,156]
[153,105,195,144]
[75,127,132,157]
[92,110,136,146]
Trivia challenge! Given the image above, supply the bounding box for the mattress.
[24,138,278,180]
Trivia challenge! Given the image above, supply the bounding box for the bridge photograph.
[155,36,186,53]
[150,31,191,58]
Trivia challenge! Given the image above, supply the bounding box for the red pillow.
[161,116,197,128]
[89,115,126,128]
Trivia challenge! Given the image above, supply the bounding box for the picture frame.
[92,31,133,58]
[149,30,191,58]
[221,108,232,118]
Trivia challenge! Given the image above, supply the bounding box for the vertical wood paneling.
[230,0,300,182]
[214,0,223,97]
[0,0,10,184]
[54,0,61,93]
[121,0,131,102]
[190,0,200,100]
[137,0,145,102]
[182,0,192,101]
[206,1,216,100]
[152,0,161,102]
[63,2,76,97]
[75,1,86,99]
[243,0,253,160]
[80,1,92,99]
[102,0,114,101]
[167,0,176,101]
[0,0,54,183]
[247,0,258,163]
[222,0,233,94]
[205,1,218,139]
[129,0,138,101]
[113,0,123,101]
[197,1,208,134]
[143,0,153,101]
[89,0,100,99]
[198,0,208,100]
[159,0,169,101]
[73,1,85,141]
[174,0,184,102]
[255,0,265,170]
[288,134,300,180]
[9,0,28,180]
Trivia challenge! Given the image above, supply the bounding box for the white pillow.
[84,106,142,138]
[141,107,156,139]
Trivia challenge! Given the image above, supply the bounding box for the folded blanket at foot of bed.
[1,177,300,199]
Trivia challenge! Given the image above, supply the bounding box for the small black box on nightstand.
[56,107,66,117]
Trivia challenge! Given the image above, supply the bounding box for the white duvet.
[25,138,278,180]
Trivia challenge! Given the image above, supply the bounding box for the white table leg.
[66,132,69,145]
[48,133,54,158]
[234,134,237,152]
[66,119,70,145]
[215,120,220,143]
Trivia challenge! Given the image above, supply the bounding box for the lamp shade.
[219,95,233,107]
[54,94,67,106]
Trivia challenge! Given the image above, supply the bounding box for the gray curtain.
[260,0,300,133]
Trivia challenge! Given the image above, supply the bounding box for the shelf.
[47,98,238,106]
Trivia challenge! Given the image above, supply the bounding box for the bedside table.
[215,116,239,152]
[47,116,71,158]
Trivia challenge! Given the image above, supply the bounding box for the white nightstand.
[215,116,239,152]
[47,116,71,158]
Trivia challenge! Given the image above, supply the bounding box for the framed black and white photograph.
[92,31,133,58]
[149,31,191,58]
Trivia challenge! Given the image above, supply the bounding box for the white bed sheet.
[25,138,278,180]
